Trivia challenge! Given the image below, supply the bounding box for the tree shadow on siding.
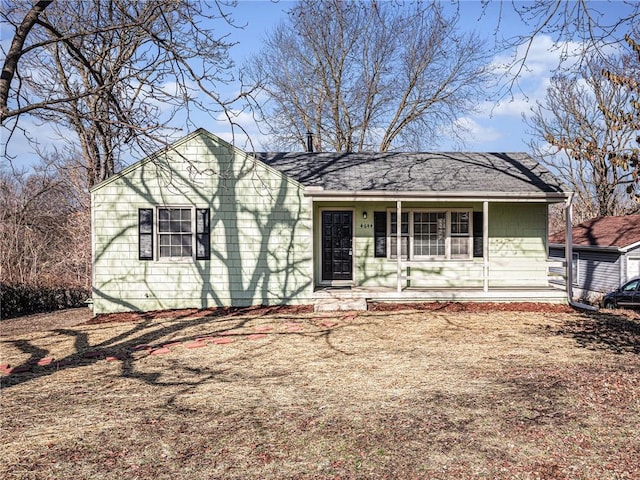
[92,132,312,313]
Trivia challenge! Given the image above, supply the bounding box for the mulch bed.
[85,304,314,326]
[368,301,575,313]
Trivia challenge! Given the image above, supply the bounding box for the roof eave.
[621,240,640,252]
[549,242,623,252]
[305,189,571,202]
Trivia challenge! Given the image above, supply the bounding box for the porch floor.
[312,285,568,310]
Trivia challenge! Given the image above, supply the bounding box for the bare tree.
[601,35,640,199]
[0,161,89,288]
[1,0,251,187]
[247,0,491,152]
[527,54,639,222]
[494,0,640,97]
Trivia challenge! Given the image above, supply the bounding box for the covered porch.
[311,195,573,309]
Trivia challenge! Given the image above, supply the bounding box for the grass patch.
[1,308,640,479]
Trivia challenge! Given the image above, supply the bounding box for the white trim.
[156,206,196,262]
[91,192,96,301]
[305,190,570,203]
[565,196,574,302]
[621,240,640,252]
[396,201,402,293]
[91,129,307,193]
[483,201,489,293]
[572,252,579,287]
[549,243,622,253]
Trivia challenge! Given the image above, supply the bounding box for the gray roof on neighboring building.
[255,151,567,195]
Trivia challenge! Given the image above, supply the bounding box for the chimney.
[306,131,314,153]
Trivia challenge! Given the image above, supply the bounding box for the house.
[549,215,640,303]
[91,128,572,314]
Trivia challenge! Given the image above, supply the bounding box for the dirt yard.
[1,304,639,479]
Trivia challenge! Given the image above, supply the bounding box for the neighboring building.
[549,215,640,303]
[91,129,571,314]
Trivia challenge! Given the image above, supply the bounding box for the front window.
[414,212,446,257]
[386,209,473,260]
[138,206,210,261]
[158,208,193,258]
[450,212,470,258]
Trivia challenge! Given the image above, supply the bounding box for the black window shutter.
[139,208,154,260]
[196,208,211,260]
[473,211,483,258]
[374,212,387,258]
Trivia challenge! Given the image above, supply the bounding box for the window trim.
[571,252,579,287]
[157,206,195,260]
[137,206,210,262]
[385,208,474,261]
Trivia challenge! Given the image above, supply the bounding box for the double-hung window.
[384,209,473,261]
[450,212,470,258]
[138,206,210,261]
[413,212,446,258]
[159,208,193,258]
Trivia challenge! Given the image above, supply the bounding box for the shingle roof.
[549,215,640,249]
[255,151,567,194]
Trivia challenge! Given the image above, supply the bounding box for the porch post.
[483,201,489,292]
[397,200,402,293]
[565,195,574,302]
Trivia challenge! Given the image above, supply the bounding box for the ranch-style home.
[91,128,572,314]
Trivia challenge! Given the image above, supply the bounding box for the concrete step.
[313,297,368,312]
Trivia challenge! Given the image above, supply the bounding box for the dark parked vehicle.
[602,278,640,309]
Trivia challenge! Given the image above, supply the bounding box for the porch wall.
[487,203,549,287]
[316,201,552,291]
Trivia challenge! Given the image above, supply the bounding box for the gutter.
[569,300,599,311]
[304,189,571,203]
[549,243,622,253]
[562,194,598,311]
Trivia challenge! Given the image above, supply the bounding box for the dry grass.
[1,306,640,479]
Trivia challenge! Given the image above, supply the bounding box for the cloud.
[491,34,583,79]
[453,117,503,146]
[209,108,272,151]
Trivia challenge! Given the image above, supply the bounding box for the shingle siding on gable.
[92,132,313,313]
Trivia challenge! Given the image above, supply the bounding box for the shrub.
[0,283,91,319]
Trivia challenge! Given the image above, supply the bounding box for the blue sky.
[207,0,636,153]
[3,0,637,170]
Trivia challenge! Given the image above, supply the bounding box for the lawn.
[1,305,639,479]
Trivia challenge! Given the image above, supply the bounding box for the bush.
[0,283,91,319]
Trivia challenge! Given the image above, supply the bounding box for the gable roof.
[91,128,302,192]
[549,215,640,250]
[255,151,568,197]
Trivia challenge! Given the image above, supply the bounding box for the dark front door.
[322,211,353,281]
